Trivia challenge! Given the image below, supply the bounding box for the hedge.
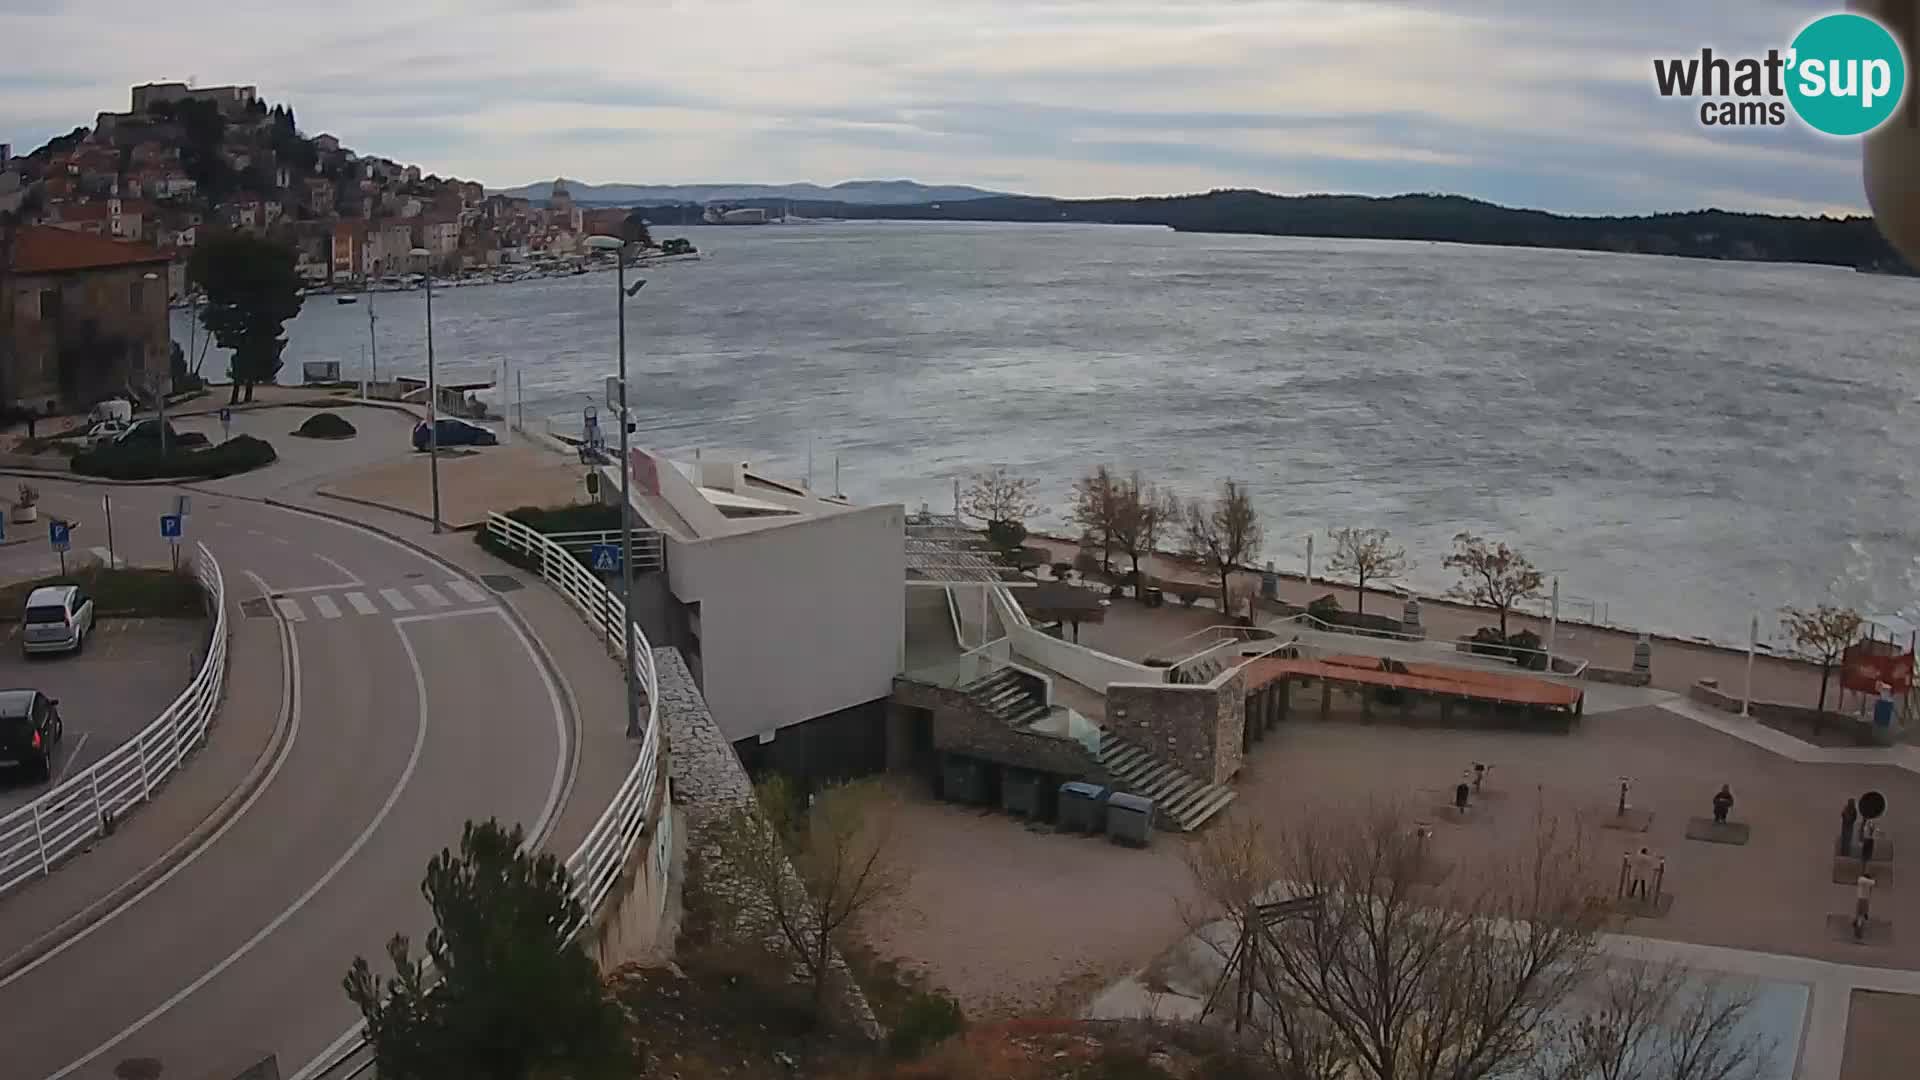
[72,434,278,480]
[0,566,206,619]
[473,503,624,573]
[293,412,357,439]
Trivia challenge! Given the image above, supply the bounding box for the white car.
[21,585,95,656]
[84,419,131,446]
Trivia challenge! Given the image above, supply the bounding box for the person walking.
[1861,818,1879,865]
[1854,873,1877,940]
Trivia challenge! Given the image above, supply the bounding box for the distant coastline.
[612,190,1913,273]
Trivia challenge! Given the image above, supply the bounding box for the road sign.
[160,514,183,540]
[49,521,69,552]
[589,543,621,572]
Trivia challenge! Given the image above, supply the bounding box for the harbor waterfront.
[176,220,1920,649]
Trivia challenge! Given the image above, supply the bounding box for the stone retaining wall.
[892,677,1101,780]
[661,649,882,1039]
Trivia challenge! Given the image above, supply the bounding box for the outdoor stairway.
[963,667,1052,729]
[1097,731,1237,831]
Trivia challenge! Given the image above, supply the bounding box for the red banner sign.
[1842,641,1914,695]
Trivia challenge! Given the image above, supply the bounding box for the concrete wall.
[1686,679,1886,743]
[1009,621,1159,693]
[668,503,905,742]
[893,677,1101,779]
[1105,670,1246,785]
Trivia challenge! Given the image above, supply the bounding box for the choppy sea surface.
[178,221,1920,647]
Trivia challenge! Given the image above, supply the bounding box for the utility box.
[941,755,990,806]
[1058,781,1109,833]
[1003,769,1044,818]
[1105,792,1155,847]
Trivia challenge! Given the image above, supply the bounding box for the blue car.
[412,418,499,451]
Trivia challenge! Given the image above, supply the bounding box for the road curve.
[0,481,573,1080]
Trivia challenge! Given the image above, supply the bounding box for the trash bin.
[942,755,989,805]
[1142,586,1165,608]
[1003,769,1043,818]
[1058,781,1109,833]
[1106,792,1155,847]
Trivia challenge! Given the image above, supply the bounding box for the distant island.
[493,178,1012,207]
[622,188,1912,273]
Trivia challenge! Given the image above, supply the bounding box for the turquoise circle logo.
[1787,13,1908,136]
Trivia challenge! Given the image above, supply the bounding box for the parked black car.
[0,689,64,783]
[412,418,499,451]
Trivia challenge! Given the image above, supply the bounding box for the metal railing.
[306,516,671,1079]
[542,528,664,573]
[0,542,227,898]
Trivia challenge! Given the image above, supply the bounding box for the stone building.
[1,225,171,412]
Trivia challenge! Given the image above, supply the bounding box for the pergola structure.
[905,510,1034,647]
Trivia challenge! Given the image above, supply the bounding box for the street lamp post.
[587,234,646,738]
[411,249,441,533]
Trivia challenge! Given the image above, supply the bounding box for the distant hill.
[492,178,1011,206]
[761,189,1908,271]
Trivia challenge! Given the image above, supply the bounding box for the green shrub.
[1074,551,1102,575]
[986,519,1027,554]
[293,411,357,439]
[1306,594,1343,622]
[888,990,965,1058]
[72,434,277,480]
[472,503,622,573]
[0,566,204,618]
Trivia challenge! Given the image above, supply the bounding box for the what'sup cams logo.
[1653,11,1911,136]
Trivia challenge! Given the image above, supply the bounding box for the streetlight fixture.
[585,233,647,738]
[410,248,441,533]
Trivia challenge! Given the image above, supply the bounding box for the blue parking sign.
[589,543,621,572]
[160,514,183,540]
[49,521,69,552]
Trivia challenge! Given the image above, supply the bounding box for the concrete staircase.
[963,667,1051,729]
[1171,656,1225,685]
[1097,731,1237,831]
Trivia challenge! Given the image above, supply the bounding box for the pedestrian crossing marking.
[264,582,494,621]
[345,592,378,616]
[379,588,414,612]
[446,579,487,604]
[274,598,306,623]
[412,584,451,608]
[311,595,342,620]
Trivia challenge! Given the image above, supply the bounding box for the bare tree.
[958,466,1040,528]
[1779,604,1863,715]
[706,776,909,1017]
[1110,472,1181,585]
[1327,527,1411,617]
[1540,956,1771,1080]
[1184,480,1263,616]
[1069,465,1121,574]
[1444,531,1546,639]
[1184,804,1612,1080]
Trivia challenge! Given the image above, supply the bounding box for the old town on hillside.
[0,80,637,412]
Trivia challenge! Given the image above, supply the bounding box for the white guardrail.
[484,511,663,920]
[308,515,668,1080]
[0,542,227,898]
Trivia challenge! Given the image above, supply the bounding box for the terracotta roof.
[9,225,170,273]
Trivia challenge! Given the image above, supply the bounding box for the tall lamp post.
[410,249,442,533]
[586,234,646,737]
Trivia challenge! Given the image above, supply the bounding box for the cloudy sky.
[0,0,1879,215]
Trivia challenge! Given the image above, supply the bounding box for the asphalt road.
[0,618,206,815]
[0,478,572,1080]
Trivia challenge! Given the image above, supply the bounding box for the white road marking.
[344,591,378,616]
[412,583,451,608]
[313,553,361,584]
[378,588,414,612]
[310,594,342,620]
[0,569,303,991]
[445,579,487,604]
[56,732,92,779]
[275,583,362,594]
[273,597,306,622]
[48,587,431,1080]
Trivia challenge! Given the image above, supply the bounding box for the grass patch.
[0,565,205,620]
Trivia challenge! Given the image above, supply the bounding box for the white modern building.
[602,447,905,769]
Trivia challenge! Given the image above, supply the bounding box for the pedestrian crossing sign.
[589,543,621,572]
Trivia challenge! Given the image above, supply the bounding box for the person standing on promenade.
[1854,873,1877,940]
[1841,798,1860,857]
[1712,785,1734,825]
